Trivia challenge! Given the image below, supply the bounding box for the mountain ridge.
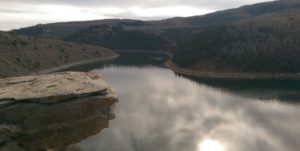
[12,0,300,74]
[15,1,299,51]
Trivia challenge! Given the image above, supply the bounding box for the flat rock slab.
[0,72,109,103]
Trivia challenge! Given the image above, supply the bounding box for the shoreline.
[165,60,300,79]
[114,50,172,57]
[37,54,119,74]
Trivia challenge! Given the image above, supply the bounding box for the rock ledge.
[0,71,118,150]
[0,72,112,103]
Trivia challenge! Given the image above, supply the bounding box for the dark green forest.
[64,25,172,50]
[173,11,300,73]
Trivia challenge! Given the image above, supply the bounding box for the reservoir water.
[2,52,299,151]
[75,52,300,151]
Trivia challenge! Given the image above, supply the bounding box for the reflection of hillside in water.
[177,73,300,102]
[110,52,169,66]
[63,52,170,72]
[0,95,116,151]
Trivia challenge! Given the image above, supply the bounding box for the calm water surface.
[71,52,300,151]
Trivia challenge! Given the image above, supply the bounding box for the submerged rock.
[0,72,118,151]
[0,141,26,151]
[0,124,23,140]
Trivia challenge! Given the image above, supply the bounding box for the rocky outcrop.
[0,72,118,151]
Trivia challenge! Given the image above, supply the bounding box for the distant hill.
[0,31,116,77]
[173,10,300,73]
[64,25,173,50]
[15,1,299,51]
[16,19,149,39]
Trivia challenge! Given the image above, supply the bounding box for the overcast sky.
[0,0,273,31]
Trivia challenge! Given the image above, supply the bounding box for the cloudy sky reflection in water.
[77,66,300,151]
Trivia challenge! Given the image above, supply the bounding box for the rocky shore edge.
[165,60,300,79]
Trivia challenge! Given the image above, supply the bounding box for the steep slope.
[173,10,300,73]
[64,25,173,50]
[0,31,117,77]
[15,1,299,51]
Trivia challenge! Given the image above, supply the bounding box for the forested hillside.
[12,0,300,73]
[173,11,300,73]
[15,1,298,51]
[64,25,173,50]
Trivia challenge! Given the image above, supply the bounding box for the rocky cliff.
[0,72,118,151]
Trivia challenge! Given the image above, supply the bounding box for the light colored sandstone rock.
[0,72,110,103]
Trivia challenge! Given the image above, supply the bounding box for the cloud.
[77,67,300,151]
[0,0,274,9]
[0,0,274,30]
